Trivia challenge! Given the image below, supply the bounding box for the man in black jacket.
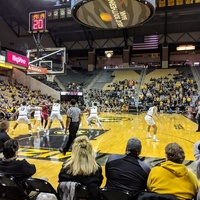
[105,138,151,197]
[0,120,11,153]
[0,139,36,184]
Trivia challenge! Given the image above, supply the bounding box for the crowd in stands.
[34,76,62,91]
[82,70,198,116]
[64,81,83,92]
[0,79,63,121]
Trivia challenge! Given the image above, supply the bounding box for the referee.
[59,99,82,155]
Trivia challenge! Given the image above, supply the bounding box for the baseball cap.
[126,138,142,154]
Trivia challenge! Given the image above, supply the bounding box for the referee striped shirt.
[67,106,81,122]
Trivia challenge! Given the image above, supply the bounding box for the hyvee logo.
[12,55,27,65]
[6,51,28,68]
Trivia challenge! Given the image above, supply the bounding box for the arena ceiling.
[0,0,200,50]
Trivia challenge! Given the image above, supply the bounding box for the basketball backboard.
[26,47,66,75]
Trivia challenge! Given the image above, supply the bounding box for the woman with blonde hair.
[58,135,103,200]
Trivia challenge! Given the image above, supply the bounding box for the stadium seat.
[99,187,133,200]
[0,173,30,200]
[137,191,178,200]
[58,182,90,200]
[24,177,60,200]
[75,184,90,200]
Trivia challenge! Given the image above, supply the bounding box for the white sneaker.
[146,134,152,139]
[46,130,50,136]
[152,138,159,142]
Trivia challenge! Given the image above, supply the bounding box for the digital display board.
[29,11,47,32]
[71,0,156,29]
[60,91,84,104]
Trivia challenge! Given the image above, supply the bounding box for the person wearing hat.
[0,120,11,153]
[105,138,151,197]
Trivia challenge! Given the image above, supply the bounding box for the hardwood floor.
[8,112,199,189]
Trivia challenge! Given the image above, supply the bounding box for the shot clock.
[29,11,47,33]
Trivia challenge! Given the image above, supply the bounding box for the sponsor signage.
[27,65,47,74]
[6,51,28,68]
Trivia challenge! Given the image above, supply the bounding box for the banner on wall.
[6,51,28,69]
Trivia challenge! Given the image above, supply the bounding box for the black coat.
[0,130,11,152]
[58,164,103,200]
[0,158,36,184]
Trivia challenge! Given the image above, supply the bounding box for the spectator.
[0,120,11,153]
[105,138,151,197]
[147,142,199,199]
[58,135,103,200]
[0,139,36,184]
[193,140,200,180]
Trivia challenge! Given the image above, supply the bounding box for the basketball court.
[8,111,199,188]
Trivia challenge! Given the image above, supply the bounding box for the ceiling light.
[105,50,113,58]
[176,45,195,51]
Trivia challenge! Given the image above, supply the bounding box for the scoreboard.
[29,11,47,33]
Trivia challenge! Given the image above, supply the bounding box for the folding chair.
[75,184,90,200]
[24,177,60,200]
[0,173,30,200]
[99,187,133,200]
[137,191,178,200]
[58,181,91,200]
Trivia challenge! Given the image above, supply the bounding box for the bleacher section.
[144,68,179,83]
[56,68,101,90]
[102,70,140,90]
[92,70,114,90]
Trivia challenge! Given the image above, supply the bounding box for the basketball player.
[86,103,104,130]
[33,103,42,130]
[46,100,65,134]
[144,102,161,142]
[40,100,50,132]
[11,102,33,135]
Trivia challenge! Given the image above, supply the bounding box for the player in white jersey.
[33,103,42,131]
[47,100,65,132]
[86,103,103,130]
[11,102,33,135]
[144,102,161,142]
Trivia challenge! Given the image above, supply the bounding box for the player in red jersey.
[40,100,50,132]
